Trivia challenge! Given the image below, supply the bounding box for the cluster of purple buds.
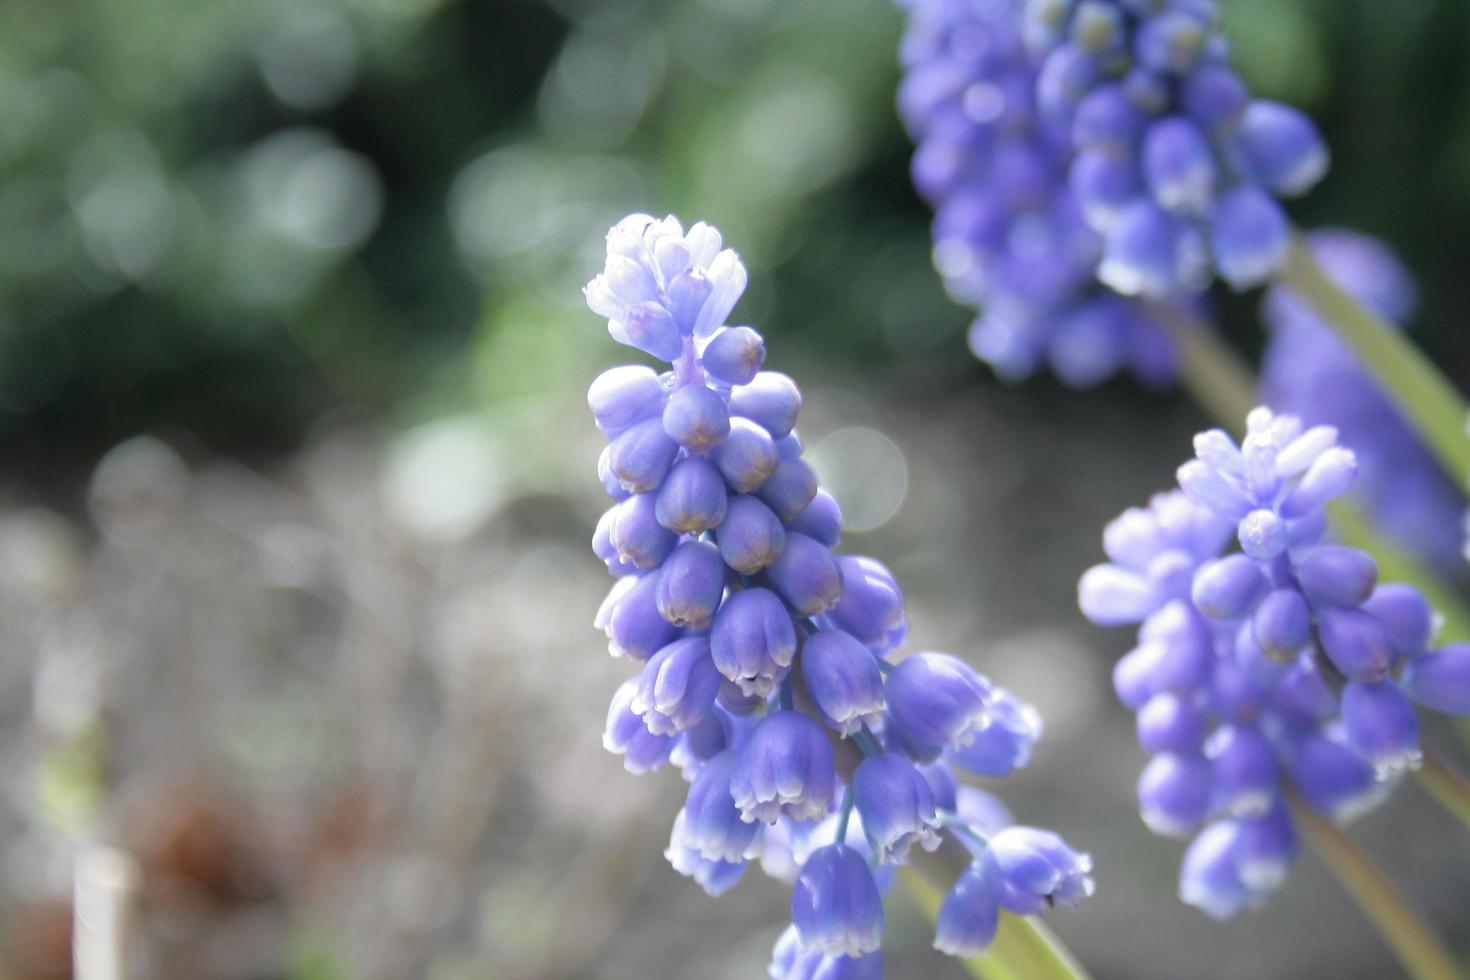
[896,0,1179,388]
[1078,407,1470,918]
[1022,0,1329,295]
[586,214,1093,974]
[1259,230,1465,579]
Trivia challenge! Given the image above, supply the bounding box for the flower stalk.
[1292,800,1462,980]
[1279,234,1470,486]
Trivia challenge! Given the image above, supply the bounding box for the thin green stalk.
[1150,301,1258,424]
[900,866,1093,980]
[1416,751,1470,832]
[1280,234,1470,485]
[1292,800,1462,980]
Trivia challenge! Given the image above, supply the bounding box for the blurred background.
[2,0,1469,977]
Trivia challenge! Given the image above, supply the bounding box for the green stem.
[1279,234,1470,485]
[1150,301,1258,425]
[1292,800,1462,980]
[900,866,1093,980]
[1416,750,1470,833]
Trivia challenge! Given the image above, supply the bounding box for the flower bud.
[853,753,942,863]
[656,541,727,628]
[662,383,730,452]
[1341,681,1421,774]
[608,416,680,493]
[801,628,886,737]
[887,652,992,751]
[655,456,728,534]
[1211,185,1288,291]
[711,417,780,492]
[981,826,1095,915]
[709,587,796,697]
[757,456,820,522]
[729,372,801,439]
[715,494,786,574]
[1236,100,1329,197]
[701,326,766,386]
[731,711,837,824]
[1138,752,1211,837]
[633,636,722,735]
[1402,644,1470,715]
[588,365,666,436]
[768,532,844,616]
[791,845,884,958]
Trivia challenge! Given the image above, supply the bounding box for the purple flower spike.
[586,214,1090,960]
[1082,401,1464,915]
[791,844,885,958]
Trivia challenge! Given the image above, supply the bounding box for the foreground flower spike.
[1259,230,1464,577]
[585,214,1092,972]
[1079,406,1470,917]
[1023,0,1327,294]
[896,0,1182,388]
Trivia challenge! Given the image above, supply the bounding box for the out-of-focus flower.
[1260,230,1464,578]
[1079,406,1469,917]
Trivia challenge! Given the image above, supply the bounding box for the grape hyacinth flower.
[585,214,1092,971]
[1021,0,1329,295]
[896,0,1183,387]
[1259,229,1465,578]
[1079,407,1470,917]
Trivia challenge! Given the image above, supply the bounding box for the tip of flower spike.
[585,214,749,360]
